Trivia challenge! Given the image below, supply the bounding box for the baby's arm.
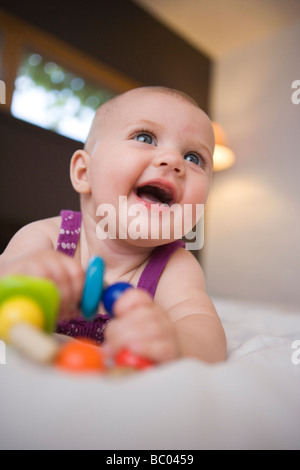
[105,249,226,364]
[0,218,84,320]
[157,248,226,362]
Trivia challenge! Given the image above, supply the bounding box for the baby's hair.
[84,86,201,153]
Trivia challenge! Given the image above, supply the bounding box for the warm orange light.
[212,122,235,171]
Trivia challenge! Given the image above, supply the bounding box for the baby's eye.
[134,133,155,145]
[184,152,205,167]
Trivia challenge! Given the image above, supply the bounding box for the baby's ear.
[70,150,91,194]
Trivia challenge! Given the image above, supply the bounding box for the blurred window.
[11,50,117,142]
[0,9,138,142]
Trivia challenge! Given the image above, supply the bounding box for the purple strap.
[56,210,81,256]
[137,239,185,298]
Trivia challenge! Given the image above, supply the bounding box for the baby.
[0,86,226,363]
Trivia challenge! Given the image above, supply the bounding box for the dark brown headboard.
[0,111,81,252]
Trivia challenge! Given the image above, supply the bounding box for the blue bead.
[102,282,132,316]
[81,256,105,320]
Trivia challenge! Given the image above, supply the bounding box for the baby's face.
[87,89,215,244]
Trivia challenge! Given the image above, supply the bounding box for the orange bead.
[55,339,105,373]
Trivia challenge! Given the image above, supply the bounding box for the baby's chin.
[120,236,178,249]
[117,212,188,247]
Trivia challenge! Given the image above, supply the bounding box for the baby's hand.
[104,288,181,363]
[0,250,85,321]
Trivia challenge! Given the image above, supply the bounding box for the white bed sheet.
[0,296,299,450]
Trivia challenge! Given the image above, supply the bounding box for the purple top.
[56,210,185,343]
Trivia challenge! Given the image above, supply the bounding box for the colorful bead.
[81,256,105,320]
[102,282,133,316]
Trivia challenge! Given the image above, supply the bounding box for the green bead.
[0,276,60,333]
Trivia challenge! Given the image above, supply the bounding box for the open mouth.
[135,183,176,206]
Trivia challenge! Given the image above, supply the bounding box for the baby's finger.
[129,334,180,363]
[103,314,140,353]
[112,287,153,318]
[104,303,166,356]
[45,259,75,318]
[58,255,85,307]
[39,253,84,319]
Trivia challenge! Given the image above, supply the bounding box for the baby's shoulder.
[11,216,62,248]
[32,216,64,247]
[158,246,206,291]
[1,215,62,257]
[154,246,208,314]
[24,215,61,233]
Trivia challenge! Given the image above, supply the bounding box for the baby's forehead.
[103,88,209,125]
[86,88,213,151]
[113,88,196,110]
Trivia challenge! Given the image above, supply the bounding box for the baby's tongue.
[138,189,161,204]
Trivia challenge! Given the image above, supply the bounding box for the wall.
[204,21,300,309]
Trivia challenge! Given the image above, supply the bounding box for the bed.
[1,296,299,450]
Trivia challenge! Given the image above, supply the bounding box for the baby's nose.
[154,150,185,175]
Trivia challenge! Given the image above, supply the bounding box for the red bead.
[115,348,154,370]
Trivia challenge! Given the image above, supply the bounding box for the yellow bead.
[0,296,44,342]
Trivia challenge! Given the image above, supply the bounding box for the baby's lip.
[134,179,178,206]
